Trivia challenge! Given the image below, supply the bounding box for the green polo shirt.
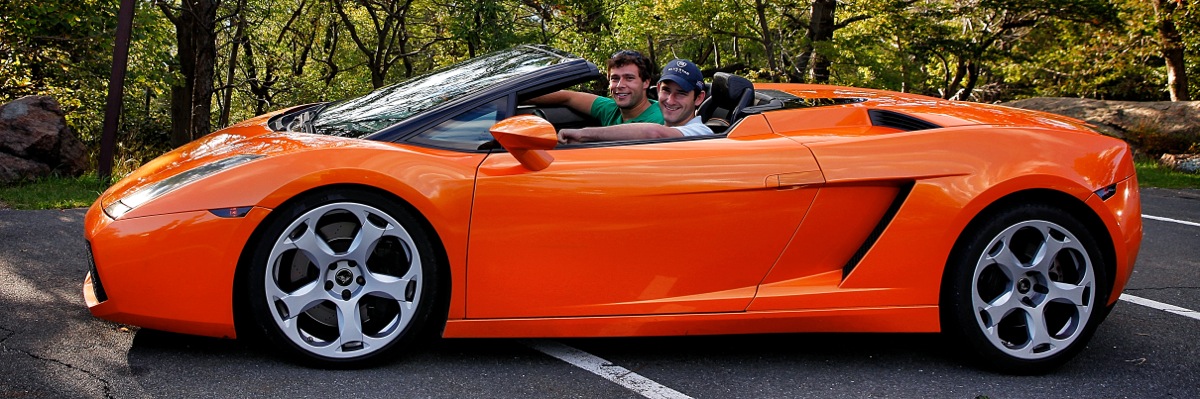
[590,97,664,126]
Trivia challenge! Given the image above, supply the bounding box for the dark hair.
[607,50,654,81]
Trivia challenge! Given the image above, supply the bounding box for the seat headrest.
[711,72,753,107]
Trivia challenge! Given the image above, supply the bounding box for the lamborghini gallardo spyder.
[83,45,1141,374]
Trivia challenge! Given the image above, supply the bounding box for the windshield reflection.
[311,45,571,137]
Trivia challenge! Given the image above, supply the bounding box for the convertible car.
[83,45,1141,374]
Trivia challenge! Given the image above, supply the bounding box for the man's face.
[657,81,704,127]
[607,63,649,110]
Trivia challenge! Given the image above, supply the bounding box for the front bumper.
[83,202,270,338]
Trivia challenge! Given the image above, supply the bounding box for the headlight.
[104,154,264,219]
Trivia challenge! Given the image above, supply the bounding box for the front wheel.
[942,204,1109,374]
[246,189,440,367]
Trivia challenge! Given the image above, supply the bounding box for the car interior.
[516,72,762,137]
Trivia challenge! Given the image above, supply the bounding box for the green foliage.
[1,0,1197,178]
[0,0,117,98]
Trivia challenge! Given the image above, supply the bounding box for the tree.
[0,1,115,99]
[157,0,221,146]
[789,0,872,83]
[333,0,454,88]
[1150,0,1191,101]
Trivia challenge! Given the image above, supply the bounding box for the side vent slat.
[842,183,914,280]
[869,109,941,131]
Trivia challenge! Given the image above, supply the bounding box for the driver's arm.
[559,123,683,143]
[526,91,600,116]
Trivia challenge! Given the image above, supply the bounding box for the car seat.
[698,72,755,134]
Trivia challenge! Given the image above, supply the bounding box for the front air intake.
[85,241,108,302]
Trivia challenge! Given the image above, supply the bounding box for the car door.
[465,115,824,318]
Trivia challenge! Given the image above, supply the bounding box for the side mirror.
[489,115,558,171]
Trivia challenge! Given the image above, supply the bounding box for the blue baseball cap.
[658,59,704,93]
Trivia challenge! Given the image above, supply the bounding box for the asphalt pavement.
[1,188,1197,398]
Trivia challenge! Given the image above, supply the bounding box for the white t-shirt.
[671,115,712,137]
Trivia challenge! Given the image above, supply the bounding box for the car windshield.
[311,45,573,137]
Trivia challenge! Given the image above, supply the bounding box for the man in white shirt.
[558,59,710,143]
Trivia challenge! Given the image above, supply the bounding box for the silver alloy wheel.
[263,202,422,359]
[971,219,1095,360]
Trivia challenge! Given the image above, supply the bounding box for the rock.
[1160,153,1200,174]
[1002,97,1200,156]
[0,151,52,183]
[0,96,88,184]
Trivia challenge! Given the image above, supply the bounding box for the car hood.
[97,108,392,212]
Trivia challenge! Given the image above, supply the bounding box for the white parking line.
[523,339,693,399]
[1120,294,1200,321]
[1143,214,1200,227]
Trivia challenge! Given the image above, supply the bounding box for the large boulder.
[1003,97,1200,156]
[0,96,88,184]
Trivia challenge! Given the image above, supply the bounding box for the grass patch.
[0,174,110,210]
[1135,160,1200,189]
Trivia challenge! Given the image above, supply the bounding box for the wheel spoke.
[978,292,1019,329]
[270,279,328,320]
[1029,229,1065,274]
[362,272,407,299]
[1019,308,1055,356]
[1052,281,1087,304]
[987,240,1025,269]
[285,217,339,268]
[346,211,387,264]
[335,300,365,349]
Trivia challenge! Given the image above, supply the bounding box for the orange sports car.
[83,45,1141,374]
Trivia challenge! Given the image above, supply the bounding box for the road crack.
[0,329,115,399]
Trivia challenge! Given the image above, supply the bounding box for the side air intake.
[869,109,941,131]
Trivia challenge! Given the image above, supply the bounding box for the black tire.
[246,188,440,368]
[941,203,1109,375]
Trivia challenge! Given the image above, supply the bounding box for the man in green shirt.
[527,50,664,125]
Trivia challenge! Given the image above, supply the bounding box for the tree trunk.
[169,86,191,146]
[164,3,194,146]
[240,19,275,116]
[190,0,217,139]
[809,0,836,83]
[946,58,966,100]
[1152,0,1191,101]
[753,0,781,82]
[958,61,980,101]
[219,8,245,128]
[160,0,219,145]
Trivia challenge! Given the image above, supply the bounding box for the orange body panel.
[442,306,940,338]
[467,115,822,318]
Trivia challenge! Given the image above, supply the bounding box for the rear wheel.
[942,204,1109,374]
[246,189,439,367]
